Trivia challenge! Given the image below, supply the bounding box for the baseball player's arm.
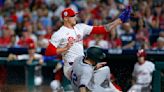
[79,86,88,92]
[90,6,131,34]
[45,41,73,56]
[90,19,122,34]
[38,56,44,64]
[94,62,107,70]
[7,54,17,61]
[79,68,93,92]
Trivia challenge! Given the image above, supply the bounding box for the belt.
[136,83,150,85]
[63,59,74,66]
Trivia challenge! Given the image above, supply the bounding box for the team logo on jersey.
[68,37,75,42]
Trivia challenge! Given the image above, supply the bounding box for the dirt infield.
[0,85,51,92]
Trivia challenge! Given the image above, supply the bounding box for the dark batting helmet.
[85,47,106,63]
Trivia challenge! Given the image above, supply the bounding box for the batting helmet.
[137,49,146,57]
[85,47,106,63]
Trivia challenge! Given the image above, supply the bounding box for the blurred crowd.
[0,0,164,50]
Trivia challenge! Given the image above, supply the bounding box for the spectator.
[107,0,120,19]
[120,23,136,49]
[39,9,52,28]
[54,0,78,18]
[26,23,37,43]
[135,18,150,49]
[17,27,34,47]
[88,34,109,49]
[144,6,153,29]
[44,26,53,39]
[10,8,18,23]
[159,10,164,31]
[0,25,12,47]
[150,3,162,31]
[9,34,19,48]
[152,37,164,50]
[36,30,49,48]
[159,31,164,37]
[108,28,122,49]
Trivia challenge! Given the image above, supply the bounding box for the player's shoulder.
[145,60,155,66]
[74,23,89,28]
[54,26,66,33]
[51,26,66,38]
[73,56,85,66]
[74,56,93,67]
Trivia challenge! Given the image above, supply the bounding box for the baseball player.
[128,49,155,92]
[45,7,131,90]
[71,47,121,92]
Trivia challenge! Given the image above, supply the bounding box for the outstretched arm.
[104,18,122,32]
[90,6,131,34]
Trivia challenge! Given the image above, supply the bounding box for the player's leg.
[50,80,64,92]
[50,62,64,92]
[63,62,72,80]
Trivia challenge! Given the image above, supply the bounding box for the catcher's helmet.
[137,49,146,57]
[85,47,106,63]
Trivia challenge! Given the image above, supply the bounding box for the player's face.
[28,49,35,55]
[138,57,145,64]
[68,16,77,26]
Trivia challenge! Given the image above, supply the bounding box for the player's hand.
[7,54,16,61]
[26,56,35,65]
[118,6,132,23]
[38,59,44,65]
[95,62,107,70]
[65,41,74,50]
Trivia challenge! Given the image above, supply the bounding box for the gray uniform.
[71,56,117,92]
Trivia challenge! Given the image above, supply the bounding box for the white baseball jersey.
[132,60,155,84]
[50,23,93,63]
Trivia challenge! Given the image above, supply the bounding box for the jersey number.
[71,72,78,86]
